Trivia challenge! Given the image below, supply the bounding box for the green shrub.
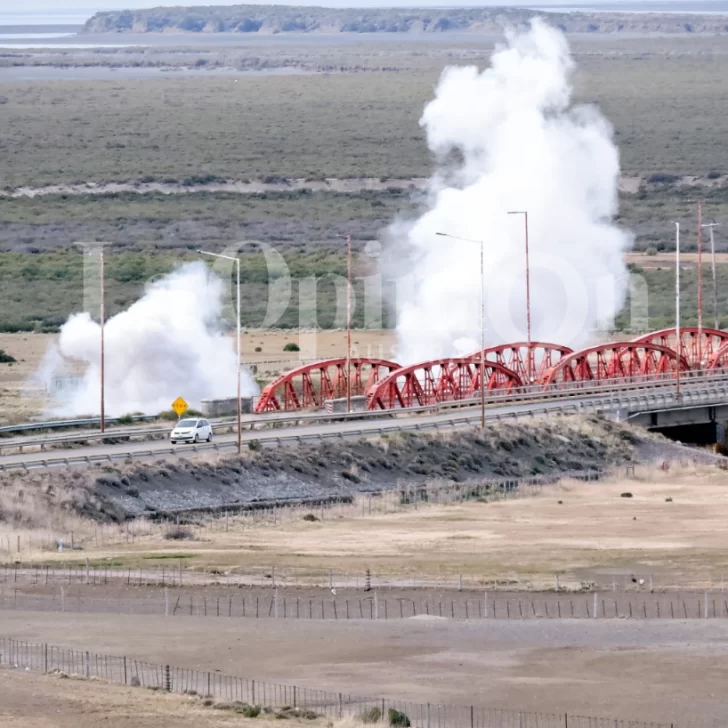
[0,349,16,363]
[388,709,411,727]
[283,342,300,352]
[620,492,633,498]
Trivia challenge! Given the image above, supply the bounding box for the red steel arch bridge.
[253,327,728,414]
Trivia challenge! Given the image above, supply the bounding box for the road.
[0,382,703,470]
[2,374,727,470]
[0,398,568,469]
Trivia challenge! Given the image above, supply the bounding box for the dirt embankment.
[0,416,716,525]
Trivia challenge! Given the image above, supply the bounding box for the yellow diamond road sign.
[171,397,188,416]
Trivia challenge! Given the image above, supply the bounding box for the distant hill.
[81,4,728,35]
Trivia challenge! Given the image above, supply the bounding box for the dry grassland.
[22,465,728,590]
[0,667,325,728]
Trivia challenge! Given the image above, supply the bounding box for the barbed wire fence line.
[1,463,724,593]
[0,589,725,621]
[0,637,673,728]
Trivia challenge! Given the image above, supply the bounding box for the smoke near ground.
[388,20,633,365]
[35,262,258,417]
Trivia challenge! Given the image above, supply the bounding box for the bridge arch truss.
[540,342,691,387]
[632,327,728,368]
[462,342,573,385]
[254,358,401,413]
[366,358,522,410]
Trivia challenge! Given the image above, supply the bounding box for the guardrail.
[0,368,714,440]
[0,414,158,435]
[3,371,728,456]
[2,378,724,471]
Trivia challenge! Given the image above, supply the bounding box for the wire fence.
[0,469,605,559]
[1,589,725,620]
[0,637,672,728]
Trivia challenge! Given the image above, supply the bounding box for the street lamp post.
[100,248,105,434]
[199,250,241,454]
[673,222,682,401]
[697,200,703,363]
[507,210,532,383]
[702,223,721,330]
[435,232,486,430]
[75,242,106,433]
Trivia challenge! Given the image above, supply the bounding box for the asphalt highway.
[0,397,585,469]
[1,376,724,470]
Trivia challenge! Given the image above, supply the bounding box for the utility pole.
[702,223,721,330]
[198,250,242,453]
[346,234,352,414]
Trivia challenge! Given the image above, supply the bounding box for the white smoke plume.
[389,20,633,365]
[37,262,258,417]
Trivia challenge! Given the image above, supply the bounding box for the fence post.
[484,592,487,619]
[704,592,709,619]
[252,679,256,705]
[593,592,597,619]
[165,588,169,617]
[123,656,128,685]
[470,705,474,728]
[207,672,211,697]
[293,685,297,708]
[85,651,90,678]
[564,714,568,728]
[44,643,48,674]
[338,693,343,719]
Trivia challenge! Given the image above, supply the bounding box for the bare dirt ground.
[0,667,312,728]
[0,329,396,422]
[2,612,728,726]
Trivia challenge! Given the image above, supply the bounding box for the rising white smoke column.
[390,20,633,364]
[41,262,258,417]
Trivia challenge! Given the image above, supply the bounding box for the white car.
[170,418,213,444]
